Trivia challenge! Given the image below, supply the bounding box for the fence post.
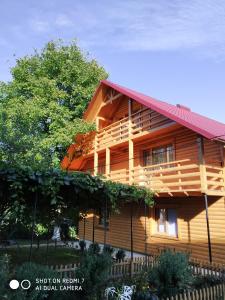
[130,259,134,277]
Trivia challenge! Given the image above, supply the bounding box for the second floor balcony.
[96,108,174,150]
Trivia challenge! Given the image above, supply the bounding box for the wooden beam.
[198,136,207,193]
[106,147,110,178]
[94,117,99,175]
[129,140,134,184]
[102,92,122,107]
[128,99,134,184]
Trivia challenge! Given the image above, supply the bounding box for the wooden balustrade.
[108,169,129,184]
[133,159,202,194]
[96,108,173,150]
[102,160,225,195]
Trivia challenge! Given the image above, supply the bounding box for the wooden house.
[62,80,225,264]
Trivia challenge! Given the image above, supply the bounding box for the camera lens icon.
[9,279,31,290]
[21,279,31,290]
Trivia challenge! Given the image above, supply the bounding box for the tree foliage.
[0,40,108,170]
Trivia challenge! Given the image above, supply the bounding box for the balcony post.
[220,144,225,192]
[94,117,99,175]
[128,99,134,184]
[106,147,110,179]
[197,136,207,193]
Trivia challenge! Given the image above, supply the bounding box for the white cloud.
[55,14,73,27]
[30,19,50,33]
[70,0,225,58]
[25,0,225,59]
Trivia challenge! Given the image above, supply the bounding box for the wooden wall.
[79,196,225,264]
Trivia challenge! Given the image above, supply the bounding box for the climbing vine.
[0,165,154,227]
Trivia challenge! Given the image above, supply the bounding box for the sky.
[0,0,225,122]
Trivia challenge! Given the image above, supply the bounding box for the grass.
[0,246,81,267]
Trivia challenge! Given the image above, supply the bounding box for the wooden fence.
[50,257,225,299]
[50,256,155,278]
[50,256,225,280]
[161,283,225,300]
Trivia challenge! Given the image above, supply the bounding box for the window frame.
[142,143,175,167]
[154,207,178,238]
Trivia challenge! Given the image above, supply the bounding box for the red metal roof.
[100,80,225,142]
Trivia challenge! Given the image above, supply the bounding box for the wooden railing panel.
[101,159,225,195]
[96,108,173,150]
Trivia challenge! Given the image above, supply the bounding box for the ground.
[0,246,81,266]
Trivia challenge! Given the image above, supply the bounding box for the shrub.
[88,242,101,255]
[14,262,59,300]
[103,244,114,255]
[0,254,10,298]
[148,250,192,297]
[76,251,113,299]
[133,290,156,300]
[115,249,126,261]
[193,274,224,289]
[79,240,86,253]
[35,223,48,238]
[68,226,77,240]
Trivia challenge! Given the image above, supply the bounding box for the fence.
[161,283,225,300]
[50,257,225,299]
[190,258,225,279]
[50,256,155,278]
[50,256,225,280]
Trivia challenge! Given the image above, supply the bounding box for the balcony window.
[143,144,174,167]
[155,208,178,237]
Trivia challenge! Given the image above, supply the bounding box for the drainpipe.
[92,212,95,243]
[130,203,134,261]
[83,215,86,241]
[198,136,213,263]
[104,198,108,246]
[144,201,148,262]
[204,194,212,263]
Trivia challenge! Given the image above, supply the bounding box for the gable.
[84,80,225,143]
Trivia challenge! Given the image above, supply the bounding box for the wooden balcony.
[107,159,225,196]
[96,108,174,150]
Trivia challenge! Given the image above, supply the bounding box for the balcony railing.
[107,159,225,195]
[96,108,173,150]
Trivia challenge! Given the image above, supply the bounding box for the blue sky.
[1,0,225,122]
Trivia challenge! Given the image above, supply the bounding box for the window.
[155,208,178,237]
[98,207,109,227]
[143,144,174,167]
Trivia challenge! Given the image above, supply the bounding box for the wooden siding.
[74,89,225,263]
[79,196,225,264]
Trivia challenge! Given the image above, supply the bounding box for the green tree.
[0,40,108,170]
